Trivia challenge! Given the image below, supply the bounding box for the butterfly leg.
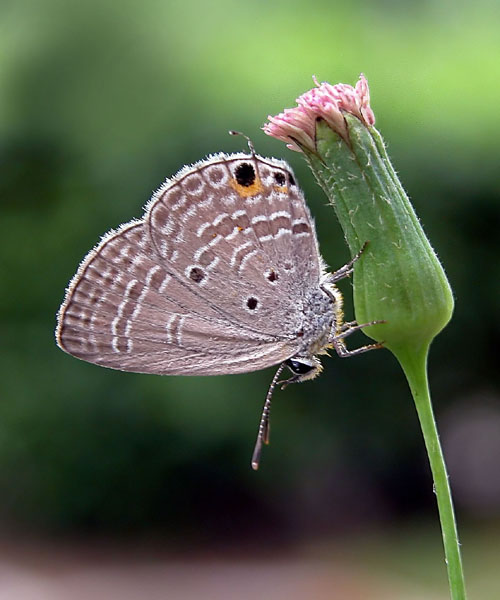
[320,243,369,306]
[327,241,369,284]
[332,320,385,357]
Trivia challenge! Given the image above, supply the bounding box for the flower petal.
[264,75,375,152]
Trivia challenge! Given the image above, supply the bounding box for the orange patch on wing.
[230,176,264,197]
[273,185,288,194]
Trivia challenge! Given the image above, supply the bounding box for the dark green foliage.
[1,0,499,535]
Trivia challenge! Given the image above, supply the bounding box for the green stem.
[396,344,467,600]
[301,117,463,598]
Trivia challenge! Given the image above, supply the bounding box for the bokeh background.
[1,0,499,598]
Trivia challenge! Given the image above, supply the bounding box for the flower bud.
[264,76,453,358]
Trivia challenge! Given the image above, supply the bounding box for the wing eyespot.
[246,297,258,310]
[265,268,279,283]
[273,171,286,186]
[235,163,256,187]
[189,267,205,283]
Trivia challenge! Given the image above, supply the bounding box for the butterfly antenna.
[251,362,287,471]
[228,130,256,156]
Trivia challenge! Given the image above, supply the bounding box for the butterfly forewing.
[147,154,320,323]
[57,153,322,375]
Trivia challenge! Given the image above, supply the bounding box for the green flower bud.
[307,116,454,358]
[264,75,453,360]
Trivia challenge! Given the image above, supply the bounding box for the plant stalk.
[396,344,467,600]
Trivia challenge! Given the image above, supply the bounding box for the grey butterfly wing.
[56,153,323,375]
[146,153,322,330]
[56,221,299,375]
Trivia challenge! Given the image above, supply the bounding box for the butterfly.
[56,139,382,468]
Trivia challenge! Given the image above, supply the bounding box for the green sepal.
[303,117,454,357]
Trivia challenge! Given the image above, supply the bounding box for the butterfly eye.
[285,358,315,375]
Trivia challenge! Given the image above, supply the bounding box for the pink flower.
[263,74,375,153]
[263,106,316,153]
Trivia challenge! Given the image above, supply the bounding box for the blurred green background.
[1,0,499,597]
